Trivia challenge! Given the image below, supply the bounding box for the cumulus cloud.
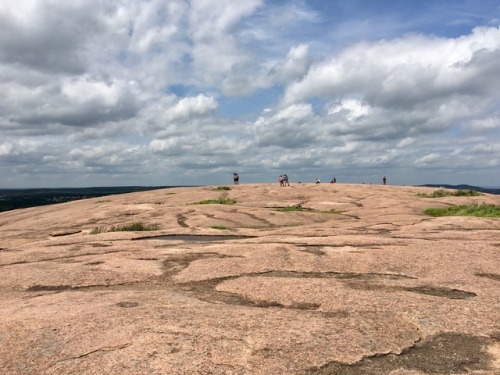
[221,43,313,96]
[0,1,498,187]
[253,104,318,148]
[165,95,218,122]
[283,27,500,106]
[0,0,107,74]
[7,77,140,129]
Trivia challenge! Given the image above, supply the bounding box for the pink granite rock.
[0,184,499,374]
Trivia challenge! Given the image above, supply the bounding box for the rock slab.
[0,184,499,374]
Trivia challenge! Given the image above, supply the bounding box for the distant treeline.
[0,186,175,212]
[419,184,500,195]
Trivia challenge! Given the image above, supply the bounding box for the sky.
[0,0,499,188]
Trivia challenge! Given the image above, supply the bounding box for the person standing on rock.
[233,173,240,184]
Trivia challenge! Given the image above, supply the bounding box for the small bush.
[418,189,482,198]
[213,186,231,191]
[211,225,227,230]
[424,203,500,217]
[190,198,236,205]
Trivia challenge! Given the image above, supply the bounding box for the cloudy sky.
[1,0,499,188]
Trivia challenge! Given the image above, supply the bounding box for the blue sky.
[0,0,499,187]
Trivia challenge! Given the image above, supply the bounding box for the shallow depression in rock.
[133,234,253,242]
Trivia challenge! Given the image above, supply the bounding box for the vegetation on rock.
[418,189,482,198]
[424,203,500,217]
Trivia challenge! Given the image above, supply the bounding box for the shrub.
[211,225,227,230]
[418,189,482,198]
[424,203,500,217]
[213,186,231,191]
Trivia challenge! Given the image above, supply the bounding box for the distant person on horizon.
[279,175,284,187]
[330,177,336,183]
[233,173,239,184]
[315,178,320,184]
[383,176,387,185]
[283,174,289,186]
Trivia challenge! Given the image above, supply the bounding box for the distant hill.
[418,184,500,195]
[0,186,176,212]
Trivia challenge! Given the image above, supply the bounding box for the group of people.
[232,173,387,185]
[278,174,290,186]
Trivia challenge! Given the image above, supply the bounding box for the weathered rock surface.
[0,183,499,374]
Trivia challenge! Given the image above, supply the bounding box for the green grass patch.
[213,186,231,191]
[418,189,482,198]
[211,225,227,230]
[190,198,236,205]
[424,203,500,217]
[90,222,159,234]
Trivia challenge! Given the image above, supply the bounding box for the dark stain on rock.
[89,243,112,248]
[289,302,321,310]
[404,286,477,299]
[161,255,416,310]
[162,253,235,277]
[303,333,496,374]
[27,285,74,292]
[179,276,286,308]
[50,230,82,237]
[116,301,139,308]
[176,214,189,228]
[135,234,253,242]
[476,272,500,282]
[260,270,415,281]
[346,282,476,300]
[298,245,326,256]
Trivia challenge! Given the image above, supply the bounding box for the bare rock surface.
[0,183,499,374]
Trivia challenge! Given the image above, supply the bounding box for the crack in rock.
[45,343,132,372]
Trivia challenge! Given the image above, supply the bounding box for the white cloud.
[0,1,499,187]
[282,26,500,107]
[414,153,441,166]
[221,43,313,96]
[253,104,318,148]
[165,95,218,122]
